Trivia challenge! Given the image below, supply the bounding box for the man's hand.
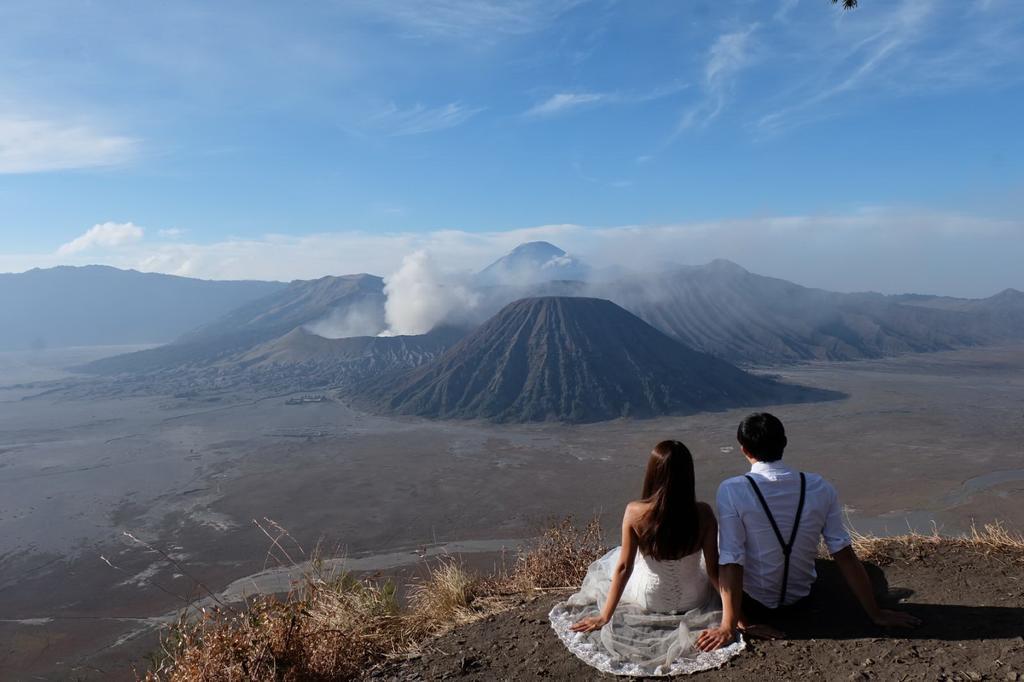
[871,608,921,628]
[570,614,608,633]
[695,625,733,651]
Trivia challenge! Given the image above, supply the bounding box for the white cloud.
[57,222,145,255]
[365,101,484,136]
[157,228,186,239]
[0,209,1017,298]
[0,117,137,174]
[678,25,758,131]
[525,92,606,117]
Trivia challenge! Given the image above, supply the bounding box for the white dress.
[549,548,745,676]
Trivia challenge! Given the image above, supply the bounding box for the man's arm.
[832,546,920,628]
[822,484,919,628]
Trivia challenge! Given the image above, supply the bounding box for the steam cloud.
[304,299,386,339]
[381,251,479,336]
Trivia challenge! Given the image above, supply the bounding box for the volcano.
[476,241,589,285]
[358,297,838,423]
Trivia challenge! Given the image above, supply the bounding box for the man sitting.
[697,413,919,650]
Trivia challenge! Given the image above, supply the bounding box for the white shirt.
[716,461,851,608]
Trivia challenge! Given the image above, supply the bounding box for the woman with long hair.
[548,440,743,676]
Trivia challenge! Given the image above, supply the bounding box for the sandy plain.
[0,344,1022,679]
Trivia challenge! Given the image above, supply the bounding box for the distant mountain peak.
[507,241,566,257]
[704,258,749,274]
[477,242,589,285]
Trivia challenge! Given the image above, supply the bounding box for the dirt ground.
[368,542,1024,681]
[4,345,1024,679]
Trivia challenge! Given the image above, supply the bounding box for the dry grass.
[407,558,479,630]
[144,564,415,681]
[145,516,1023,680]
[144,516,599,681]
[504,515,607,591]
[832,521,1024,566]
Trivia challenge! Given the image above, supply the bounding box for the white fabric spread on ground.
[549,548,745,676]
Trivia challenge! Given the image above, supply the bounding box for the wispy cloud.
[349,0,585,42]
[678,25,758,132]
[775,0,801,23]
[57,222,144,255]
[0,117,137,174]
[525,92,606,117]
[524,82,687,118]
[364,101,484,136]
[571,160,633,189]
[756,0,1024,134]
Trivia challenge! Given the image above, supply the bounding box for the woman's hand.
[570,614,609,633]
[695,624,733,651]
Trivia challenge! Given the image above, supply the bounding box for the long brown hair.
[635,440,700,561]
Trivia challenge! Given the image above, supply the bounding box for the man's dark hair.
[737,412,788,462]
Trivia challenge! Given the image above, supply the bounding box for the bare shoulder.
[624,499,651,522]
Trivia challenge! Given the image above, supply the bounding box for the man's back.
[716,460,851,608]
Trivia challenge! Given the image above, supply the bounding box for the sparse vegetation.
[847,521,1024,566]
[505,515,607,591]
[142,516,603,681]
[145,517,1024,681]
[407,558,479,629]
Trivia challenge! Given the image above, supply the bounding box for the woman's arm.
[700,503,720,591]
[571,505,639,632]
[696,563,743,651]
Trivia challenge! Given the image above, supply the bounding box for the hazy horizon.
[2,225,1021,300]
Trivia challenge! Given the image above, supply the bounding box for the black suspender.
[744,471,806,607]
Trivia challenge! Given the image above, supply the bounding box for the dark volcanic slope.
[604,260,1005,365]
[358,297,836,423]
[82,274,385,374]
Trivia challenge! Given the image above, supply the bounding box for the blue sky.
[1,0,1023,295]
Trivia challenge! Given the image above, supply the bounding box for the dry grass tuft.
[407,558,478,630]
[506,515,607,591]
[145,564,414,681]
[965,520,1024,554]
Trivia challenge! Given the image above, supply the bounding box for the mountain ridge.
[0,265,285,351]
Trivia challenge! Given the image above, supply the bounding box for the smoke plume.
[381,251,479,336]
[304,299,386,338]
